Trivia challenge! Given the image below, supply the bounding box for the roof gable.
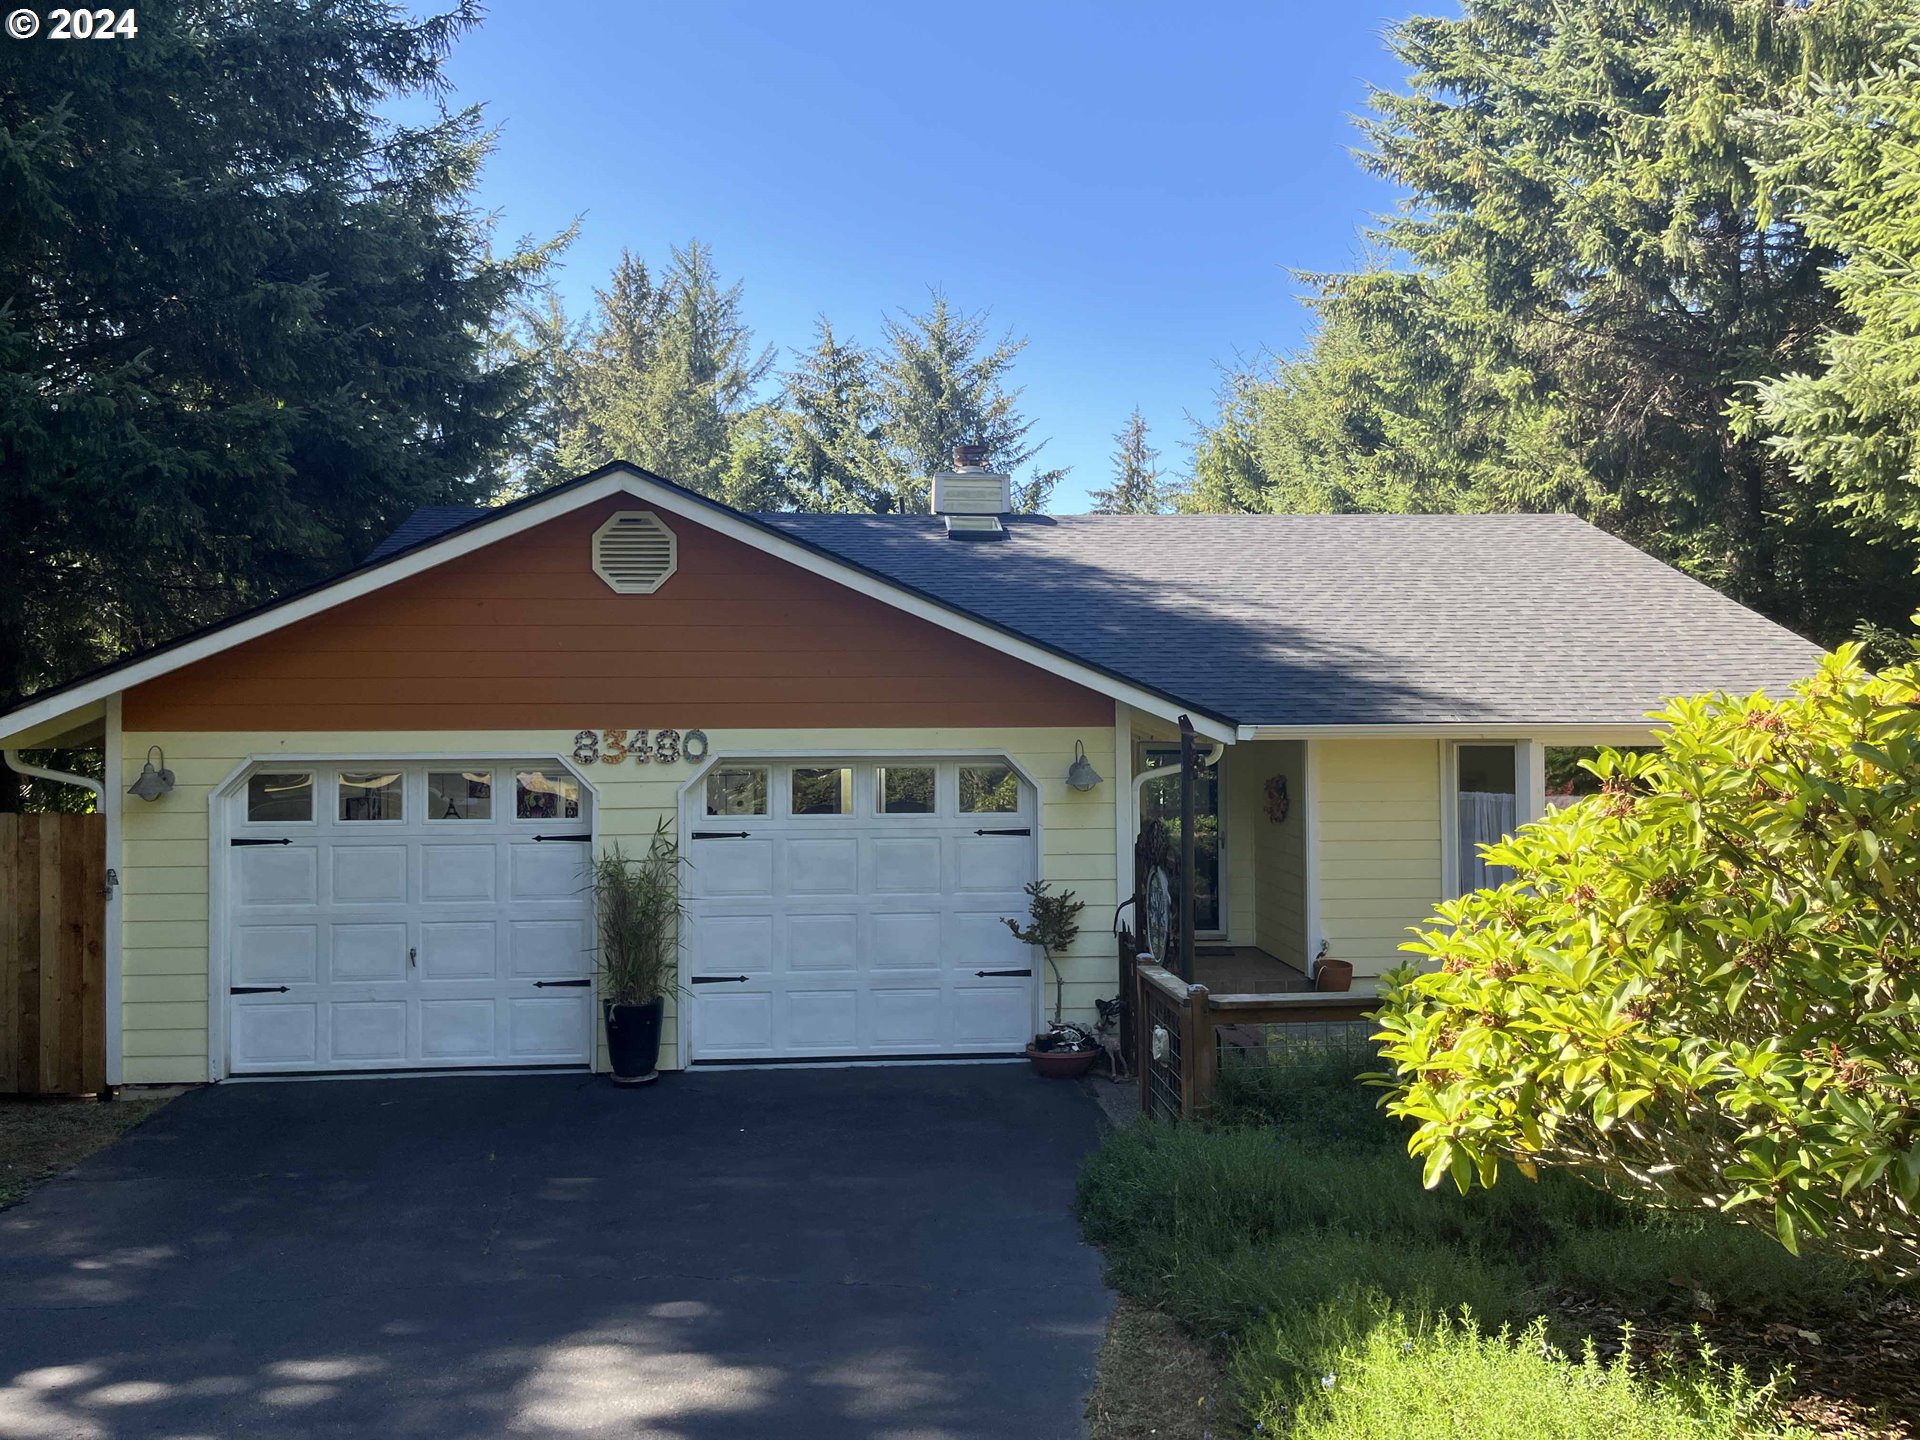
[124,494,1114,732]
[0,464,1231,745]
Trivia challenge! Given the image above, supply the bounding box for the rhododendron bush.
[1374,644,1920,1276]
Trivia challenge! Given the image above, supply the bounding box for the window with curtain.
[1455,744,1517,894]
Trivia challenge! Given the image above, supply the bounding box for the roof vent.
[930,445,1012,540]
[592,510,677,593]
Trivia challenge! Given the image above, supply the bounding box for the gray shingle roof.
[364,506,488,563]
[754,511,1824,728]
[369,503,1824,728]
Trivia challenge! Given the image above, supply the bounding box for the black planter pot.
[604,997,665,1085]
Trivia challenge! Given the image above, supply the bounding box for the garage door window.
[339,771,403,822]
[247,772,312,823]
[877,766,935,814]
[792,766,852,815]
[429,770,493,822]
[516,768,581,821]
[959,764,1019,813]
[706,766,768,816]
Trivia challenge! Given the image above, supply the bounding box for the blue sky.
[437,2,1425,511]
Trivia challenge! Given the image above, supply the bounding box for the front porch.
[1190,945,1314,995]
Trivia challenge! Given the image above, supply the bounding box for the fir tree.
[877,292,1066,513]
[0,0,553,808]
[1090,408,1169,514]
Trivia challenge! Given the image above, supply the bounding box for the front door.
[1140,746,1224,935]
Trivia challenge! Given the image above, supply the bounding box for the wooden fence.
[1134,959,1376,1120]
[1,814,107,1095]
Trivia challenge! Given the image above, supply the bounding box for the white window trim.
[1438,740,1545,901]
[204,751,601,1083]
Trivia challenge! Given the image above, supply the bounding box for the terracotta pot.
[1314,958,1354,993]
[1025,1043,1099,1078]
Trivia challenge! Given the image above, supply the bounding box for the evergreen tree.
[1090,408,1170,513]
[755,319,909,512]
[1186,0,1920,645]
[0,0,551,808]
[523,242,772,498]
[1746,12,1920,558]
[877,292,1066,513]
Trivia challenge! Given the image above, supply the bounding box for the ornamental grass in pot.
[1004,880,1096,1078]
[591,819,684,1085]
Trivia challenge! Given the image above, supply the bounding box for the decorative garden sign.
[572,729,710,765]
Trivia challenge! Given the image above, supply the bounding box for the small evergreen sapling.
[1004,879,1086,1039]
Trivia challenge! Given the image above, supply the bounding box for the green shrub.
[1375,644,1920,1275]
[1261,1312,1811,1440]
[1077,1061,1882,1424]
[1212,1046,1396,1141]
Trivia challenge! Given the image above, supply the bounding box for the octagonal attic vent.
[592,511,677,594]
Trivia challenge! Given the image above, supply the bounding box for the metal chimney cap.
[951,442,990,471]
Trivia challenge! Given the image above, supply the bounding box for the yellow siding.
[1312,737,1442,978]
[119,723,1119,1082]
[1248,739,1307,967]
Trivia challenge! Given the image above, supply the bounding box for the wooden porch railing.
[1133,957,1376,1121]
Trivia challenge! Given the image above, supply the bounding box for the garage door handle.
[230,985,291,994]
[690,975,749,984]
[692,830,752,840]
[975,969,1033,978]
[973,827,1031,836]
[533,833,592,843]
[533,978,590,988]
[230,837,292,847]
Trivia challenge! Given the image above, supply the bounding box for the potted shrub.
[590,819,684,1085]
[1004,880,1097,1078]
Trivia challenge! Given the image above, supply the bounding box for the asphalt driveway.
[0,1066,1111,1438]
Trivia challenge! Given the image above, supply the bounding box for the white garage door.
[224,763,595,1074]
[684,759,1040,1061]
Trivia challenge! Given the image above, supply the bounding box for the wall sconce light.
[1066,740,1103,792]
[127,746,175,802]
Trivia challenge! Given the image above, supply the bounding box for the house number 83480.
[574,729,708,766]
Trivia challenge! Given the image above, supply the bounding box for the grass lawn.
[0,1095,169,1209]
[1078,1052,1918,1439]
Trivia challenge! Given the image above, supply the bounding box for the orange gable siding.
[124,497,1114,731]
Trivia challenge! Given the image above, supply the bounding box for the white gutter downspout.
[4,748,103,803]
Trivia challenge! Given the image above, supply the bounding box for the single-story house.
[0,458,1824,1086]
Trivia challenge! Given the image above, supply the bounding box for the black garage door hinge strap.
[533,978,591,988]
[975,968,1033,978]
[533,833,592,843]
[973,827,1031,836]
[690,975,749,984]
[230,985,290,995]
[692,830,752,840]
[230,837,292,847]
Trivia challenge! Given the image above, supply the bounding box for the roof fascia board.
[1,464,1237,745]
[0,702,109,750]
[1236,722,1661,743]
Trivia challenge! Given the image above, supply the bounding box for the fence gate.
[0,814,107,1095]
